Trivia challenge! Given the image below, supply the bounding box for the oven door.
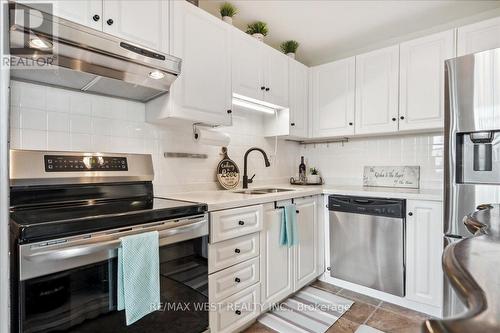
[17,215,209,333]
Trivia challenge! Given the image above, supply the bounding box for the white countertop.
[161,184,442,211]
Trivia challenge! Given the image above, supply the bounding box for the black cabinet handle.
[392,117,397,122]
[234,277,241,283]
[400,116,405,120]
[93,14,100,22]
[265,87,270,91]
[107,19,114,26]
[234,248,240,254]
[349,122,353,126]
[227,110,232,114]
[408,212,413,216]
[296,210,300,214]
[290,123,296,126]
[235,310,241,315]
[260,86,265,90]
[238,220,245,226]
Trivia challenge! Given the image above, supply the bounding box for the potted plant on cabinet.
[246,21,268,41]
[219,2,237,25]
[309,167,320,184]
[280,40,299,59]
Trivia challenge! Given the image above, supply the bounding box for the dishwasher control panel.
[328,195,405,218]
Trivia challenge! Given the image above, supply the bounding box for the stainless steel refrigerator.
[444,47,500,317]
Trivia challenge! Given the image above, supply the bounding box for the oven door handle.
[24,219,208,263]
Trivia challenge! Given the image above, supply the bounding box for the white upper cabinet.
[399,30,455,131]
[457,16,500,57]
[102,0,169,53]
[264,48,289,107]
[149,0,232,126]
[311,57,355,138]
[289,59,309,138]
[20,0,103,30]
[232,31,265,101]
[231,32,289,108]
[355,45,400,135]
[406,200,443,307]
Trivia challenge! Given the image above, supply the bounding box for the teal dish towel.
[280,204,298,247]
[117,231,160,326]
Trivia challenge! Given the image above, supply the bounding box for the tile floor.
[243,280,431,333]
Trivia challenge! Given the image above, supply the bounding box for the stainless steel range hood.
[9,3,181,102]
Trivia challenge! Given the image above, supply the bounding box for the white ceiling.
[199,0,500,66]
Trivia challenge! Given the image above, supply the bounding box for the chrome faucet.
[243,147,271,189]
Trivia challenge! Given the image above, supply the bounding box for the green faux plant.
[280,40,299,54]
[310,167,319,175]
[219,2,237,18]
[246,21,268,36]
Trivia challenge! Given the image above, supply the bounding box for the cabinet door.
[406,200,443,307]
[169,1,232,126]
[457,16,500,56]
[399,30,455,131]
[232,31,265,101]
[355,45,399,135]
[260,203,293,309]
[294,197,318,291]
[289,59,309,138]
[311,57,355,138]
[21,0,102,30]
[264,48,289,107]
[102,0,169,53]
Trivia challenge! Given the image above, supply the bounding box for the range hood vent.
[9,3,181,102]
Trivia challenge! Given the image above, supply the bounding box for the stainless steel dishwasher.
[328,195,406,297]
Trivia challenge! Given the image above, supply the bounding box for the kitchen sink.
[233,188,295,195]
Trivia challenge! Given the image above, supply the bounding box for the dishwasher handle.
[328,195,405,218]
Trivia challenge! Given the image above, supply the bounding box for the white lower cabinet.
[260,203,294,309]
[406,200,443,308]
[208,196,322,332]
[294,197,318,290]
[261,197,320,308]
[209,283,261,333]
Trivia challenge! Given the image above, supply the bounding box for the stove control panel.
[44,155,128,172]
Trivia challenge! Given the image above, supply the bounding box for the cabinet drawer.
[208,233,259,273]
[209,284,261,333]
[210,205,263,243]
[209,257,259,302]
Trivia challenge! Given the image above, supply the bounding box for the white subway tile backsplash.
[46,89,70,113]
[10,107,20,129]
[47,112,70,132]
[47,131,71,150]
[19,83,46,110]
[70,115,92,134]
[71,133,92,151]
[10,128,21,148]
[20,108,47,131]
[21,129,47,150]
[70,92,92,116]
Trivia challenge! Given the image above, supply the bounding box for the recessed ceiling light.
[149,70,165,80]
[29,37,53,50]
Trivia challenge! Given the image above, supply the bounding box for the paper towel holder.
[193,122,218,140]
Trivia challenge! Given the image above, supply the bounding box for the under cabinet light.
[232,93,280,115]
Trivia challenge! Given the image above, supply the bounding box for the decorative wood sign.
[363,166,420,189]
[216,147,240,190]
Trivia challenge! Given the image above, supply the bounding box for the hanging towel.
[280,204,299,247]
[117,231,160,326]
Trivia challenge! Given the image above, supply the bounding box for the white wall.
[9,81,300,194]
[300,133,444,189]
